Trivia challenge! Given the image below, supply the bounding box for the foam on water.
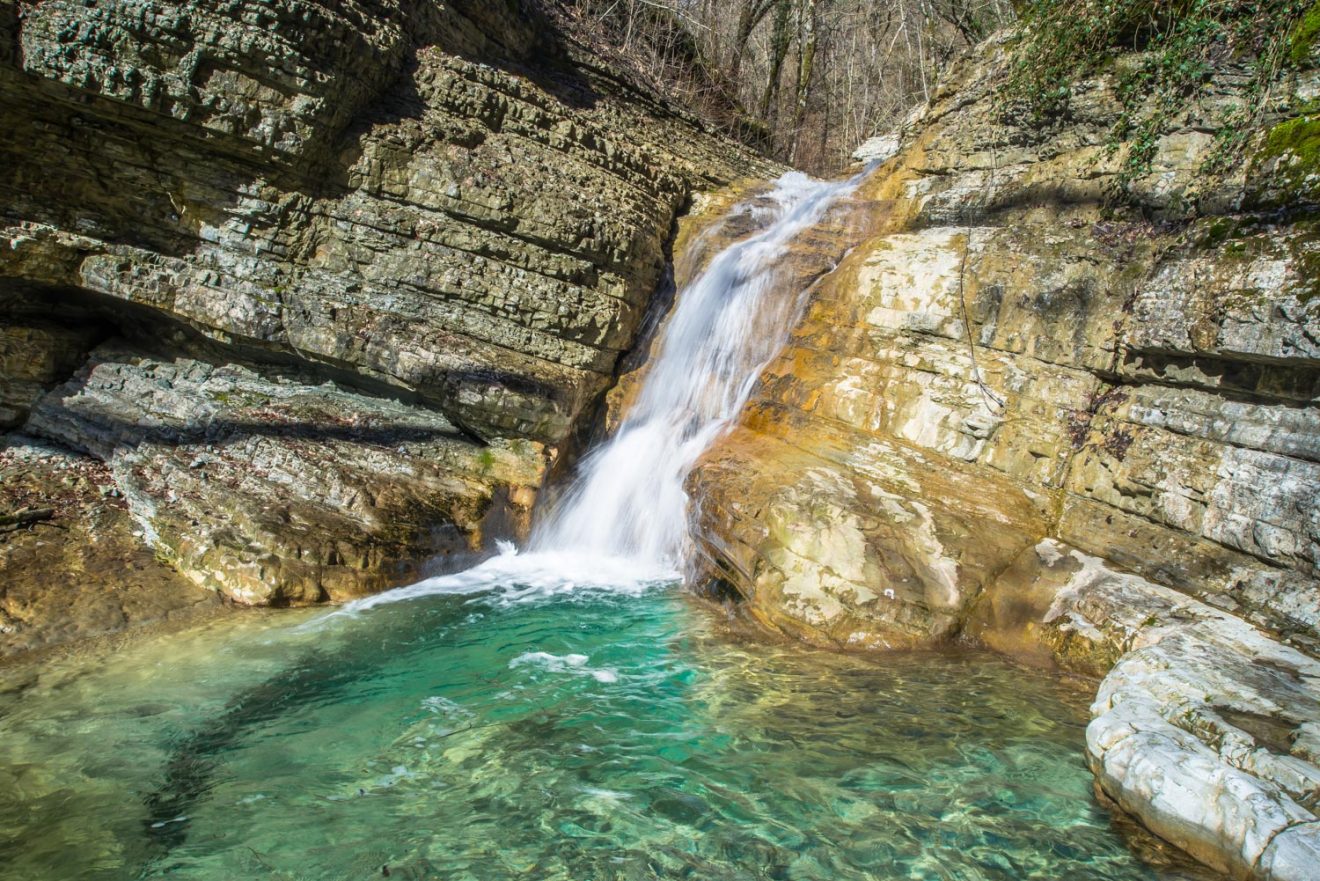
[0,168,1206,881]
[334,543,677,616]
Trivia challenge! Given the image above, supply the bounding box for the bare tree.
[549,0,1014,172]
[789,0,818,163]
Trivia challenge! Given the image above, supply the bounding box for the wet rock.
[691,29,1319,652]
[975,540,1320,881]
[27,344,546,605]
[680,29,1319,881]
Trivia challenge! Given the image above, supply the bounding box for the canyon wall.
[0,0,773,654]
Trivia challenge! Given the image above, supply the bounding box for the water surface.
[1,559,1197,881]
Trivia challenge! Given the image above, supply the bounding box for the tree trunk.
[789,0,817,163]
[729,0,775,82]
[759,0,793,127]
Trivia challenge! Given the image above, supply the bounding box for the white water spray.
[532,169,866,567]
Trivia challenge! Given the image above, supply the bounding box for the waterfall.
[531,169,867,568]
[339,169,867,614]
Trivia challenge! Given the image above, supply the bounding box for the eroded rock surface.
[691,34,1320,656]
[27,343,546,605]
[975,540,1320,881]
[0,437,220,658]
[0,0,772,634]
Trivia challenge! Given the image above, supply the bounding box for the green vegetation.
[1245,111,1320,206]
[1258,113,1320,168]
[1004,0,1318,198]
[1198,215,1238,247]
[1288,2,1320,66]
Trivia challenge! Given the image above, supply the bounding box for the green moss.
[153,545,179,570]
[1259,115,1320,166]
[1255,114,1320,203]
[207,389,268,408]
[1287,1,1320,67]
[1198,217,1238,248]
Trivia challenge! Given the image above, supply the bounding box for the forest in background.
[550,0,1016,172]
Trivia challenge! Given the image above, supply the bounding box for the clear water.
[1,559,1185,881]
[0,172,1207,881]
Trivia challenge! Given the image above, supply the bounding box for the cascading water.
[531,169,867,568]
[342,169,869,610]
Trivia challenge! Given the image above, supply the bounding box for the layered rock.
[691,34,1319,656]
[975,541,1320,881]
[26,343,546,605]
[0,0,772,637]
[685,28,1320,881]
[0,436,219,657]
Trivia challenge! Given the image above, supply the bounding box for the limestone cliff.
[688,28,1320,881]
[0,0,773,652]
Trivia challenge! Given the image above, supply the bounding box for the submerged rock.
[976,540,1320,881]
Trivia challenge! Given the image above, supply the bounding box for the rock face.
[978,541,1320,881]
[0,436,220,658]
[692,35,1319,656]
[0,0,772,645]
[26,343,546,605]
[685,28,1320,881]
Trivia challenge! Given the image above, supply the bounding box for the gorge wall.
[0,0,774,655]
[688,28,1320,881]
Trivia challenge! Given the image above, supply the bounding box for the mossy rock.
[1288,1,1320,68]
[1250,114,1320,206]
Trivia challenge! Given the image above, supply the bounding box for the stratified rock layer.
[0,436,220,657]
[977,541,1320,881]
[693,36,1319,655]
[0,0,773,630]
[687,30,1319,881]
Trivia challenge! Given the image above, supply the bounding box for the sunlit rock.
[683,27,1320,881]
